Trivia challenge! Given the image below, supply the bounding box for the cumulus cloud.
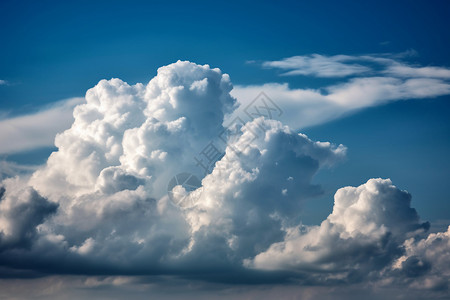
[385,64,450,79]
[246,179,429,275]
[0,61,448,298]
[0,177,57,251]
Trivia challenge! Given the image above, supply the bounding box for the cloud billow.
[0,61,448,295]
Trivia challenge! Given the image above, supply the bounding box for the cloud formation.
[2,52,450,154]
[0,178,57,251]
[0,61,448,297]
[0,98,83,154]
[262,52,450,79]
[233,53,450,129]
[246,179,429,274]
[262,54,371,77]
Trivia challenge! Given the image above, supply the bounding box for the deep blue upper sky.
[1,0,449,109]
[1,0,449,224]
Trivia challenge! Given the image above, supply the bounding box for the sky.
[0,0,449,299]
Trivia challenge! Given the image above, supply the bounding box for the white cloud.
[262,54,370,77]
[385,64,450,79]
[4,52,449,156]
[0,80,8,86]
[233,53,450,130]
[0,177,57,251]
[181,118,346,263]
[0,62,347,276]
[0,98,83,154]
[0,160,39,180]
[231,77,450,130]
[326,76,450,108]
[0,275,443,300]
[0,60,448,298]
[29,61,235,199]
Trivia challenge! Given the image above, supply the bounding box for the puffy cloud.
[30,61,235,199]
[8,116,344,275]
[0,61,346,276]
[0,177,57,250]
[231,76,450,130]
[246,179,430,281]
[385,64,450,79]
[5,61,235,273]
[0,60,448,299]
[390,226,450,290]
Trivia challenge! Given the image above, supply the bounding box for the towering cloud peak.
[30,61,236,199]
[246,178,430,279]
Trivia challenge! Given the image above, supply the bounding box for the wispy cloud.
[262,54,371,77]
[4,52,450,155]
[232,52,450,130]
[0,98,83,154]
[0,80,9,86]
[262,52,450,79]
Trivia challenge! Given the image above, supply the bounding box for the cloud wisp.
[0,98,83,154]
[262,54,371,77]
[233,53,450,129]
[262,52,450,79]
[0,61,448,298]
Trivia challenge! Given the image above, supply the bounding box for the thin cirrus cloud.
[385,64,450,78]
[261,51,450,79]
[232,52,450,130]
[261,54,371,77]
[0,98,83,155]
[0,61,448,298]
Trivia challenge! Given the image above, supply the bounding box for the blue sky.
[2,0,450,108]
[0,1,450,299]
